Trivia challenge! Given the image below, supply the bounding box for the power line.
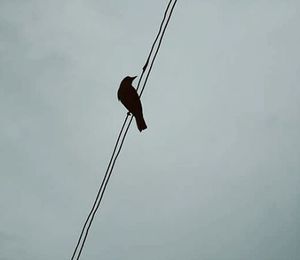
[138,0,178,97]
[70,1,178,259]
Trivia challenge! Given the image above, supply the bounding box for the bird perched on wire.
[118,76,147,132]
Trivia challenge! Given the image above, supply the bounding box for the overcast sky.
[1,0,300,259]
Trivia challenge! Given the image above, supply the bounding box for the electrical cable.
[70,1,177,259]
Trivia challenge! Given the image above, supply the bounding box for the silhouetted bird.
[118,76,147,132]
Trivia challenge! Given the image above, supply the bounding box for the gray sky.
[1,0,300,259]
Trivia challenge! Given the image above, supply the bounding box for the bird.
[118,76,147,132]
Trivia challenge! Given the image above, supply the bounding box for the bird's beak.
[131,76,137,81]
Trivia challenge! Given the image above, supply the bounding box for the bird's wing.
[120,86,143,115]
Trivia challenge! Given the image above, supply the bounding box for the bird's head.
[123,75,137,83]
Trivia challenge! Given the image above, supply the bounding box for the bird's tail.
[135,113,147,132]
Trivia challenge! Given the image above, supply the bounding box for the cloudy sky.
[1,0,300,259]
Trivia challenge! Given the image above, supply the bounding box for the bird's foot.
[127,112,131,116]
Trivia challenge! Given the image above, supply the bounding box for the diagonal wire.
[70,116,129,260]
[71,1,171,256]
[139,0,177,97]
[71,1,177,259]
